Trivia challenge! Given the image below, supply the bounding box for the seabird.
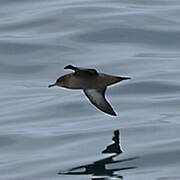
[48,65,131,116]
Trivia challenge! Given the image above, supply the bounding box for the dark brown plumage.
[49,65,131,116]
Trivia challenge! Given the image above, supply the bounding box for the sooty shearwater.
[48,65,131,116]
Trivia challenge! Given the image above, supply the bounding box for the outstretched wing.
[83,88,116,116]
[64,65,98,76]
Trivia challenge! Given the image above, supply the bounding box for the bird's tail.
[119,76,131,81]
[114,76,131,84]
[107,75,131,86]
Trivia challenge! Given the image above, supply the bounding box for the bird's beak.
[48,83,56,88]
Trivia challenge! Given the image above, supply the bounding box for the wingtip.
[106,109,117,116]
[99,105,117,116]
[64,64,75,70]
[110,111,117,116]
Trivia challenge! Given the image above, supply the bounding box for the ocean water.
[0,0,180,179]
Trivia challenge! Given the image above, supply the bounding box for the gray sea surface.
[0,0,180,179]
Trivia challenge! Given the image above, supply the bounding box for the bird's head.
[48,75,67,88]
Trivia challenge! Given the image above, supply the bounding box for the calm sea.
[0,0,180,179]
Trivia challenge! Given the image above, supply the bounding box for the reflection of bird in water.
[59,154,137,179]
[102,130,122,154]
[49,65,131,116]
[58,130,138,179]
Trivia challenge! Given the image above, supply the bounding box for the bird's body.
[49,65,131,116]
[57,73,124,90]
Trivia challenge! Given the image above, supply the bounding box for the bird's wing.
[83,88,116,116]
[78,67,98,76]
[64,65,98,76]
